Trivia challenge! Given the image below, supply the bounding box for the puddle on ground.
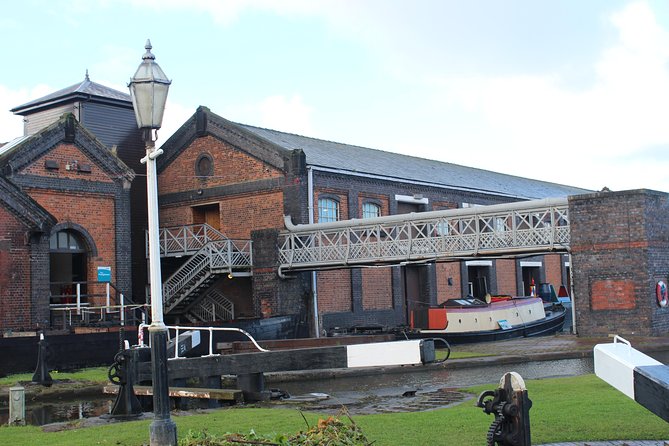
[268,387,473,415]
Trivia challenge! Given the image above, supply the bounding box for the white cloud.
[125,0,322,25]
[257,94,313,135]
[422,1,669,192]
[0,84,54,143]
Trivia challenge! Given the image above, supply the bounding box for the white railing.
[149,223,228,258]
[137,323,269,358]
[162,239,253,312]
[189,289,234,322]
[49,281,147,329]
[278,197,570,274]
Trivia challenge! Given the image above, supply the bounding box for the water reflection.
[0,398,112,426]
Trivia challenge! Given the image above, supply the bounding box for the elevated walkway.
[278,197,570,274]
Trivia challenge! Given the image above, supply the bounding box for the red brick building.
[0,79,588,337]
[155,106,587,334]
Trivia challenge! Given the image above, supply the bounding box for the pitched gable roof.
[11,74,131,115]
[0,113,135,182]
[158,106,296,174]
[160,106,591,200]
[0,175,56,232]
[239,124,591,199]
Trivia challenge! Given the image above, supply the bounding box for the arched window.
[49,230,85,252]
[318,197,339,223]
[362,202,381,219]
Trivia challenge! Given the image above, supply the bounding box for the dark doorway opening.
[49,230,88,304]
[467,265,490,299]
[522,266,541,296]
[192,203,221,231]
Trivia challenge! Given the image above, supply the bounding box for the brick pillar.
[570,189,669,336]
[251,228,310,319]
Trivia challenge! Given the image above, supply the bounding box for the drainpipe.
[568,253,577,335]
[307,166,319,338]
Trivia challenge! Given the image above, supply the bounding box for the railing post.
[106,282,111,314]
[173,327,180,359]
[76,283,81,316]
[120,293,125,325]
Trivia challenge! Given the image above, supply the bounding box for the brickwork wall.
[160,206,193,228]
[158,136,283,195]
[570,189,669,336]
[22,144,114,184]
[220,191,285,239]
[436,262,461,302]
[495,259,517,296]
[0,207,32,331]
[27,189,116,305]
[544,254,563,288]
[317,270,352,313]
[361,268,392,309]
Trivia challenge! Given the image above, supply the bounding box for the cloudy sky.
[2,0,669,193]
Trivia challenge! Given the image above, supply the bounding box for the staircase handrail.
[147,223,229,258]
[162,239,253,308]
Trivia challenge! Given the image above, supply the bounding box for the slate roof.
[238,124,591,200]
[11,73,130,114]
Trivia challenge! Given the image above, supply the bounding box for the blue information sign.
[97,266,111,282]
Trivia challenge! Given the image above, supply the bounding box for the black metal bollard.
[31,332,53,387]
[109,348,143,418]
[477,371,532,446]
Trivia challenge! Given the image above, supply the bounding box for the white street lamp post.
[128,39,176,446]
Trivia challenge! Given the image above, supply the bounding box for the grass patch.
[0,367,109,386]
[436,349,491,361]
[1,374,667,445]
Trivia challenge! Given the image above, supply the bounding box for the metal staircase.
[184,289,235,323]
[162,238,252,315]
[147,223,252,318]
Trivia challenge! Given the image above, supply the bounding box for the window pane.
[58,232,68,249]
[362,202,380,219]
[318,198,339,223]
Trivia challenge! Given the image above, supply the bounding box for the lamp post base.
[150,418,178,446]
[149,326,177,446]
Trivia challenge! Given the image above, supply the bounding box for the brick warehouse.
[2,78,668,339]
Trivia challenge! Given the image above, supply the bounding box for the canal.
[1,355,598,425]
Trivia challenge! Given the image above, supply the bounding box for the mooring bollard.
[477,371,532,446]
[32,332,53,387]
[9,386,25,425]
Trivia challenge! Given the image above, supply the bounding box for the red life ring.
[657,281,668,308]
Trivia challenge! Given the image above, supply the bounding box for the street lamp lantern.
[129,40,177,446]
[129,39,171,131]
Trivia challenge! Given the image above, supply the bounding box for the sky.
[2,0,669,193]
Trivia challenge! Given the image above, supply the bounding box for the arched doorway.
[49,230,88,304]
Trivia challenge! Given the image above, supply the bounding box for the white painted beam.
[594,336,662,399]
[346,340,426,368]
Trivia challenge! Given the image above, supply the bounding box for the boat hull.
[397,305,567,345]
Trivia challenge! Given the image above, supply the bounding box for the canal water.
[1,356,597,425]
